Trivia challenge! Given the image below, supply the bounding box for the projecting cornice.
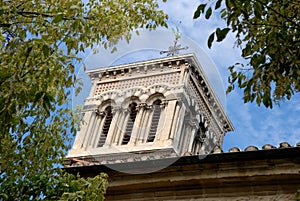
[184,55,234,133]
[86,54,190,81]
[86,53,233,133]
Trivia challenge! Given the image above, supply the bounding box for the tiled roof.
[66,141,300,167]
[214,141,299,153]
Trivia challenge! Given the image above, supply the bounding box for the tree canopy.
[194,0,300,108]
[0,0,167,199]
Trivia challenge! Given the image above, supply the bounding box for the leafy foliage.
[59,172,108,201]
[194,0,300,108]
[0,0,167,199]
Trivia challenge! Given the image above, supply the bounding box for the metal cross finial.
[160,27,188,56]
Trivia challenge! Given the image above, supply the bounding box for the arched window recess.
[147,99,163,143]
[122,102,138,145]
[97,106,113,147]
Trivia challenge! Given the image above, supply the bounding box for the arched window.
[147,99,162,142]
[97,106,113,147]
[122,102,138,145]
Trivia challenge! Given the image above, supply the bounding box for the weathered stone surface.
[65,147,300,201]
[66,54,233,164]
[244,145,259,151]
[279,142,292,148]
[229,147,241,152]
[64,53,299,201]
[262,144,276,150]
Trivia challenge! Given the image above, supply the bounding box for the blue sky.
[74,0,299,152]
[158,0,300,151]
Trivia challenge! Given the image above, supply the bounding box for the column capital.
[176,98,183,106]
[138,102,152,110]
[160,100,168,108]
[122,107,130,114]
[112,106,122,114]
[95,109,105,117]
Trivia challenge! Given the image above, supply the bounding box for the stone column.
[112,108,127,145]
[174,104,186,150]
[188,125,198,154]
[82,111,96,150]
[119,109,130,145]
[140,104,152,143]
[157,100,177,144]
[87,108,110,150]
[169,100,181,140]
[154,100,167,143]
[109,106,124,146]
[92,110,106,148]
[181,121,194,155]
[68,111,93,155]
[128,105,143,145]
[180,123,187,154]
[130,103,146,144]
[87,111,102,149]
[104,106,121,146]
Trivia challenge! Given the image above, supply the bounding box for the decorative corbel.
[138,102,152,110]
[98,73,102,81]
[160,100,168,108]
[95,109,105,117]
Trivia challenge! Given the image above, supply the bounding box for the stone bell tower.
[66,53,233,165]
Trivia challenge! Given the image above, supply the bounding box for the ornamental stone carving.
[67,54,233,163]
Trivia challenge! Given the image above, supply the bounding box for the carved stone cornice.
[86,54,193,82]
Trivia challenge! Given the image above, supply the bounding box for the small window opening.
[97,106,113,147]
[122,102,137,145]
[147,100,162,142]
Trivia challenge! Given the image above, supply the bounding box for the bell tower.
[66,53,233,165]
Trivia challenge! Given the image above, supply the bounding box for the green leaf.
[215,0,222,10]
[43,45,50,57]
[207,32,215,48]
[216,28,230,42]
[225,0,234,9]
[262,94,271,108]
[253,2,262,18]
[1,0,168,197]
[226,85,234,94]
[256,96,261,106]
[70,5,79,10]
[193,4,206,19]
[0,193,9,200]
[0,70,11,80]
[205,7,212,19]
[53,14,63,23]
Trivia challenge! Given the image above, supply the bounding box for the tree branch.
[253,0,300,29]
[248,22,300,30]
